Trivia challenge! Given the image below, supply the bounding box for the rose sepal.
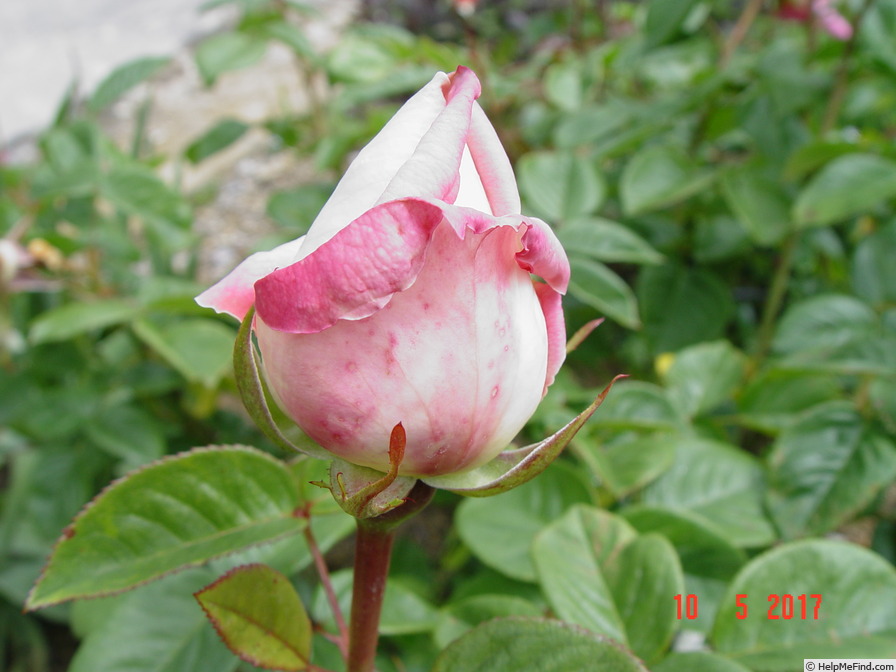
[233,307,331,461]
[325,424,420,519]
[422,375,627,497]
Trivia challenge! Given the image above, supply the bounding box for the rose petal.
[534,281,567,392]
[195,236,307,320]
[467,101,521,216]
[300,72,452,257]
[517,216,570,294]
[255,199,444,334]
[376,66,483,207]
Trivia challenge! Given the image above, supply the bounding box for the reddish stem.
[303,523,349,659]
[346,519,396,672]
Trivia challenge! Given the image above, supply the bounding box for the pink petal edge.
[254,199,445,334]
[195,236,307,321]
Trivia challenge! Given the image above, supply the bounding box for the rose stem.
[345,482,436,672]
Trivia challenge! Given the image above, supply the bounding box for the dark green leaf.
[433,595,543,649]
[195,32,268,86]
[30,300,140,345]
[852,220,896,306]
[185,119,249,164]
[794,154,896,227]
[456,462,591,582]
[557,217,664,265]
[69,570,239,672]
[568,257,641,329]
[637,264,734,353]
[767,403,896,538]
[662,340,746,418]
[644,0,701,47]
[711,540,896,669]
[620,145,714,216]
[86,404,166,472]
[588,381,684,432]
[433,618,648,672]
[26,446,306,609]
[517,151,605,222]
[720,165,792,245]
[641,438,776,548]
[579,434,676,499]
[132,318,236,387]
[653,651,752,672]
[89,57,170,112]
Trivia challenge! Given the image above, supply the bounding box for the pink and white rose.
[197,67,569,477]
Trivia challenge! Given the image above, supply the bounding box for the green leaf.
[580,434,676,499]
[132,318,236,387]
[641,438,776,548]
[30,300,140,345]
[557,217,664,265]
[517,151,605,222]
[711,540,896,669]
[185,119,249,164]
[86,404,166,472]
[553,104,632,150]
[69,570,239,672]
[637,264,734,353]
[543,60,586,112]
[267,184,333,232]
[861,0,896,74]
[26,446,306,609]
[767,403,896,539]
[662,340,746,418]
[433,617,648,672]
[794,154,896,227]
[620,145,714,216]
[433,595,543,649]
[852,220,896,306]
[568,257,641,329]
[604,534,684,663]
[195,32,268,86]
[644,0,701,47]
[736,369,842,434]
[773,294,877,355]
[456,462,591,582]
[588,381,683,432]
[720,165,792,245]
[89,57,170,112]
[533,506,683,663]
[653,651,752,672]
[622,506,745,633]
[195,563,311,671]
[533,506,635,645]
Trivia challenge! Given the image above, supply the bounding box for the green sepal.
[234,307,330,461]
[326,424,419,519]
[424,375,626,497]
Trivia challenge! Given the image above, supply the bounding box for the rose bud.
[197,67,569,477]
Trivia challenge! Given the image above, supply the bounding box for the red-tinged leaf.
[196,563,312,671]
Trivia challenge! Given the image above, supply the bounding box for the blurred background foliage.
[2,0,896,670]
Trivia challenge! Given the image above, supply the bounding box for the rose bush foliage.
[198,67,569,476]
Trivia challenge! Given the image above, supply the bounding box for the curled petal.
[255,199,444,334]
[534,282,567,392]
[300,73,452,257]
[377,67,482,207]
[517,216,570,295]
[467,101,521,216]
[195,236,306,321]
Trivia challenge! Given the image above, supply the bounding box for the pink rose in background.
[777,0,853,40]
[197,67,569,477]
